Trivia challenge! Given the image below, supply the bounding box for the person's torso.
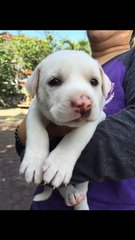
[88,48,135,210]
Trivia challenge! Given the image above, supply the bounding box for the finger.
[74,192,85,203]
[67,194,77,206]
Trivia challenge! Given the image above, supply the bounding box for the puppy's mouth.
[72,109,91,122]
[81,109,91,118]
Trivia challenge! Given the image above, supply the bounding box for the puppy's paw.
[33,187,53,201]
[19,153,46,184]
[65,190,85,207]
[42,152,73,188]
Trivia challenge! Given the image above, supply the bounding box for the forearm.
[71,107,135,184]
[71,57,135,185]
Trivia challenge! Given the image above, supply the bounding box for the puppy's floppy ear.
[26,64,40,97]
[99,66,111,99]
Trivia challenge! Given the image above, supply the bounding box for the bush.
[0,33,91,107]
[0,34,57,107]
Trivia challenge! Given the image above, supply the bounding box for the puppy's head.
[26,50,111,127]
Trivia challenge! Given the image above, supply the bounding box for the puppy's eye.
[90,79,98,86]
[48,78,62,87]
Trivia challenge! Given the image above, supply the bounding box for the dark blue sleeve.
[70,49,135,184]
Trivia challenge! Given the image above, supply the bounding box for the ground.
[0,107,35,210]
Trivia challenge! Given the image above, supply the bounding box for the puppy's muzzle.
[71,95,92,118]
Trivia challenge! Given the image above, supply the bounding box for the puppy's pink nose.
[71,96,92,113]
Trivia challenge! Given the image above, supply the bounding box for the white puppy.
[19,50,111,210]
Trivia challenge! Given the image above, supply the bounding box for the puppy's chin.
[48,110,82,127]
[49,105,81,124]
[49,113,99,128]
[51,119,85,128]
[49,116,82,128]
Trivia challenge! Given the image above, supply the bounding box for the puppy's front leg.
[19,97,49,184]
[43,111,106,188]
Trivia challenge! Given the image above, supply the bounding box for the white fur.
[19,50,111,210]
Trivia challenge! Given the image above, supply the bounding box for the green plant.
[0,34,56,107]
[0,33,91,107]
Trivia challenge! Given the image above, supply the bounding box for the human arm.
[70,53,135,184]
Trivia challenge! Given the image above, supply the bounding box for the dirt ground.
[0,107,35,210]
